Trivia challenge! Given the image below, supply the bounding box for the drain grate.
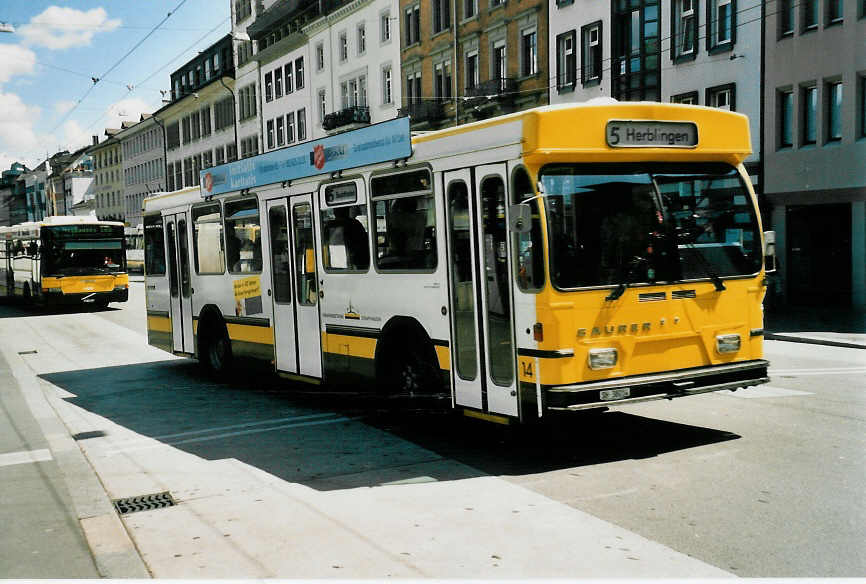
[113,491,176,515]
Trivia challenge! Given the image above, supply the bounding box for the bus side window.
[192,203,225,274]
[370,168,436,271]
[512,167,544,292]
[225,198,263,274]
[320,203,370,271]
[144,216,166,276]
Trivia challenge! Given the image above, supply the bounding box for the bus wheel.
[22,284,32,305]
[202,320,232,375]
[386,338,439,396]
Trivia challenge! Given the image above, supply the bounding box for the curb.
[2,346,151,579]
[765,332,866,350]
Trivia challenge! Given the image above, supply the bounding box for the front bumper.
[41,288,129,305]
[545,360,769,411]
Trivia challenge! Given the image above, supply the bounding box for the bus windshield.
[41,224,126,276]
[540,163,762,290]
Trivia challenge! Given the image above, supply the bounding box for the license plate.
[600,388,630,401]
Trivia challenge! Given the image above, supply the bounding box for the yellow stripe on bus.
[147,315,171,333]
[322,332,377,360]
[226,323,275,345]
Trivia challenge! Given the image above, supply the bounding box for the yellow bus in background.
[144,101,771,424]
[0,216,129,308]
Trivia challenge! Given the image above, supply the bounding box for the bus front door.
[444,167,518,417]
[165,213,194,354]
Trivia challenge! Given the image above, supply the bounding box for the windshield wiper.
[606,255,648,301]
[675,226,726,292]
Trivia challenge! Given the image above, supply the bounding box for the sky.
[0,1,231,170]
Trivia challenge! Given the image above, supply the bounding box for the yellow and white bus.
[0,216,129,308]
[143,101,771,424]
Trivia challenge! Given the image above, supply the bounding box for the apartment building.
[86,129,125,221]
[549,0,610,104]
[763,0,866,308]
[400,0,548,130]
[232,0,261,158]
[117,114,165,227]
[155,34,237,192]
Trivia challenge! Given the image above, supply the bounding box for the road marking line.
[724,386,813,399]
[0,448,52,468]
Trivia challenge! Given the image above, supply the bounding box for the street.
[1,280,865,578]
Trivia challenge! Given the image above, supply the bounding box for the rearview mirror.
[763,230,776,273]
[509,204,532,233]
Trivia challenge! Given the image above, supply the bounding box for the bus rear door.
[444,166,518,417]
[165,213,194,354]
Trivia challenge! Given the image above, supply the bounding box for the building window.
[339,31,348,61]
[801,84,817,145]
[556,30,576,90]
[492,39,506,80]
[433,0,451,34]
[276,116,285,147]
[265,72,273,102]
[405,5,421,46]
[201,105,211,137]
[491,0,505,6]
[382,65,393,104]
[434,60,452,99]
[826,80,843,141]
[215,146,225,165]
[778,89,794,148]
[267,119,275,149]
[297,108,306,141]
[582,22,602,83]
[671,91,698,104]
[318,89,327,123]
[708,0,735,50]
[405,71,422,105]
[357,23,366,54]
[234,0,252,23]
[286,111,296,144]
[381,11,392,42]
[779,0,794,36]
[673,0,697,58]
[285,63,294,94]
[295,57,304,89]
[465,0,478,18]
[707,83,735,110]
[465,50,479,90]
[859,76,866,139]
[316,43,325,71]
[274,67,283,99]
[827,0,843,23]
[521,29,537,77]
[802,0,818,30]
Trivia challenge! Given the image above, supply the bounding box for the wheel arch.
[374,315,438,381]
[196,303,225,358]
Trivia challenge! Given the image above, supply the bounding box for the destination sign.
[200,116,412,197]
[606,120,698,148]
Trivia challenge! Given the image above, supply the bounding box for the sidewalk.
[764,305,866,349]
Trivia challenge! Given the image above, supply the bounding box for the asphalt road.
[1,281,864,577]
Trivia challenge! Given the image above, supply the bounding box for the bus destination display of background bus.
[200,117,412,197]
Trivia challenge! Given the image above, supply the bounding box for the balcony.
[464,77,517,108]
[322,106,370,133]
[398,101,445,126]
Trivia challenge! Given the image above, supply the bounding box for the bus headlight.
[716,334,741,354]
[588,348,618,370]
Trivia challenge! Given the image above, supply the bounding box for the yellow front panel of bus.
[42,274,128,294]
[532,278,764,387]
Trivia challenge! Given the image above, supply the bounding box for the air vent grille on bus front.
[672,290,697,299]
[639,292,667,302]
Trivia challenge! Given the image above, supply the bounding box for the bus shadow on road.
[40,360,740,491]
[0,301,120,318]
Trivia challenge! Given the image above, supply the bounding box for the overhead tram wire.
[48,0,192,135]
[79,16,230,134]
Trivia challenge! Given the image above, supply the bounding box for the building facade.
[232,0,261,158]
[118,114,166,228]
[157,34,237,192]
[763,0,866,308]
[549,0,611,104]
[87,129,125,222]
[400,0,548,130]
[0,163,28,226]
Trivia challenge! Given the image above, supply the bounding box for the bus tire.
[200,316,232,375]
[378,323,440,396]
[22,283,33,305]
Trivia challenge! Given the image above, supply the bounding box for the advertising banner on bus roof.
[200,117,412,197]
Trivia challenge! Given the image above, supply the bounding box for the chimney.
[92,135,99,145]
